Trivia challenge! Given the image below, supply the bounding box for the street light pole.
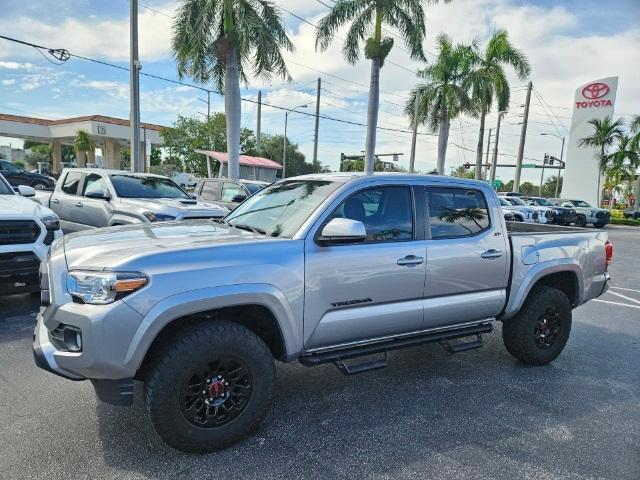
[490,111,507,186]
[282,104,308,179]
[129,0,142,173]
[540,133,565,197]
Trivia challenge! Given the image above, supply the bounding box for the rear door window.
[61,171,82,195]
[426,187,491,239]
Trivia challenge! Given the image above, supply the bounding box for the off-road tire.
[575,215,587,228]
[144,321,275,453]
[502,286,572,365]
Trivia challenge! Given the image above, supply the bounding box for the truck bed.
[506,221,585,235]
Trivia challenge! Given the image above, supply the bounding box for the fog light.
[63,327,82,352]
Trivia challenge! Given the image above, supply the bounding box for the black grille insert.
[0,220,40,245]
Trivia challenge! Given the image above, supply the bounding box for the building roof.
[196,150,282,170]
[0,113,165,132]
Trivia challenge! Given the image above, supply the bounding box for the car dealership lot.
[1,227,638,480]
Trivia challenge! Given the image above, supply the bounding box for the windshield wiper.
[229,223,266,235]
[213,218,230,226]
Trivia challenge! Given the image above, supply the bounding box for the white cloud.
[0,61,35,70]
[1,79,15,85]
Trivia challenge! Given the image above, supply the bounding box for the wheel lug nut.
[202,390,206,394]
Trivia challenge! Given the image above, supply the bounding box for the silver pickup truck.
[33,173,612,453]
[33,168,228,232]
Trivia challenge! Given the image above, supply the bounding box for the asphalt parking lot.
[1,226,638,480]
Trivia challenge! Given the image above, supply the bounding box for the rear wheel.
[144,321,275,453]
[593,222,606,228]
[575,215,587,228]
[502,286,572,365]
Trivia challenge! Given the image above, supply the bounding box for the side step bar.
[300,322,493,374]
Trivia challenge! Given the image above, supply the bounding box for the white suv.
[0,173,62,295]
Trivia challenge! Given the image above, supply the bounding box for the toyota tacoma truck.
[33,168,228,232]
[0,173,62,295]
[33,173,612,453]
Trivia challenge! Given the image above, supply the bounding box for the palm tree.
[405,34,472,175]
[74,130,95,168]
[465,30,530,180]
[172,0,293,180]
[316,0,436,174]
[578,116,625,206]
[630,115,640,205]
[601,134,640,202]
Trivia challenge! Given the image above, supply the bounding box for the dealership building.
[0,113,164,172]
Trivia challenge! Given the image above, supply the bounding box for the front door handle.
[481,249,503,259]
[75,201,83,207]
[397,255,424,266]
[50,198,59,204]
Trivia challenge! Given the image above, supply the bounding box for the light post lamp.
[540,133,565,197]
[283,104,308,178]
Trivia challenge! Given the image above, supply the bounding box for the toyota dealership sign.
[561,77,618,205]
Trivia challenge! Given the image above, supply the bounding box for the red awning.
[196,150,282,169]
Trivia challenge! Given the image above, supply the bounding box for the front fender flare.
[123,283,300,371]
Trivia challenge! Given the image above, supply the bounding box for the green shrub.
[611,218,640,226]
[610,209,625,219]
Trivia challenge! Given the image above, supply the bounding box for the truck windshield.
[225,180,341,238]
[110,175,190,199]
[572,200,591,207]
[507,197,526,206]
[529,197,554,206]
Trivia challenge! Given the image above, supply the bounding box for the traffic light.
[543,153,549,166]
[463,162,470,170]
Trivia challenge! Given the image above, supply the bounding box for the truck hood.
[119,197,229,216]
[0,194,56,218]
[63,221,274,270]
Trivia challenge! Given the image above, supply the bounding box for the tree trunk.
[437,108,450,175]
[76,149,86,168]
[475,111,485,180]
[225,46,241,180]
[364,57,380,175]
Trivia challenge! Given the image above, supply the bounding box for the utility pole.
[256,90,262,153]
[206,90,210,121]
[283,112,288,178]
[129,0,142,173]
[409,89,421,173]
[539,153,546,196]
[312,77,321,166]
[514,80,532,192]
[484,128,492,181]
[490,112,506,185]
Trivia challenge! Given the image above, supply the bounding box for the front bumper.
[552,211,577,224]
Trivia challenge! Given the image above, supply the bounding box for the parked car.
[520,196,577,225]
[33,168,229,233]
[498,196,547,223]
[0,159,55,190]
[622,208,640,220]
[172,172,197,189]
[195,178,270,211]
[500,195,549,223]
[34,173,612,453]
[549,198,611,228]
[498,196,537,222]
[0,173,62,295]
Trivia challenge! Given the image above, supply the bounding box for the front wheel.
[593,222,606,228]
[575,215,587,228]
[145,321,276,453]
[502,286,572,365]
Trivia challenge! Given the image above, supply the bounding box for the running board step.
[299,322,493,368]
[440,334,483,354]
[334,352,388,375]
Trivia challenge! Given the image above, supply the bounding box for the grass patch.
[611,218,640,227]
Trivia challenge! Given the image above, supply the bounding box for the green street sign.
[521,163,537,168]
[492,180,503,189]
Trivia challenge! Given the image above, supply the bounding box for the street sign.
[521,163,537,168]
[493,180,503,189]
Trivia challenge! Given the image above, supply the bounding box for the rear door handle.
[481,249,503,259]
[397,255,424,266]
[75,201,83,207]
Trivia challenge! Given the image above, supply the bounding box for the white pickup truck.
[34,173,612,452]
[0,173,62,295]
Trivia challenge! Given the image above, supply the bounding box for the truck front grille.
[596,211,610,219]
[0,251,40,273]
[0,220,41,245]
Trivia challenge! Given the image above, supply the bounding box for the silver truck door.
[304,185,426,350]
[50,170,84,232]
[75,172,112,228]
[422,186,509,329]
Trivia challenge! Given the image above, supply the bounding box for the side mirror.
[231,194,247,203]
[318,218,366,245]
[17,185,36,197]
[85,191,110,200]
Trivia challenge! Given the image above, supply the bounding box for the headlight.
[41,214,60,231]
[143,212,176,222]
[66,271,147,305]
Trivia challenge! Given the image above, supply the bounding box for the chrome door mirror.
[318,218,366,245]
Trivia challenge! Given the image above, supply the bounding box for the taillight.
[605,240,613,271]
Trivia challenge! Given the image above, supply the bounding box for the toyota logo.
[582,82,609,100]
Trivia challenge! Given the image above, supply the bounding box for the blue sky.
[0,0,639,183]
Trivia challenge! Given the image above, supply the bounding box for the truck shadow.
[94,320,640,480]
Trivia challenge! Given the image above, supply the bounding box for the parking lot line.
[592,299,640,309]
[606,290,640,305]
[610,286,640,294]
